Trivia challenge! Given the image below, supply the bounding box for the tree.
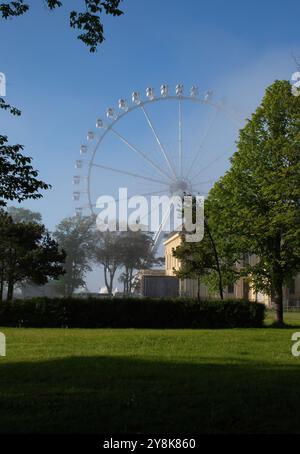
[207,80,300,325]
[93,229,123,296]
[0,0,124,52]
[53,215,95,296]
[0,210,12,301]
[0,211,65,300]
[94,227,161,296]
[7,206,42,223]
[0,99,50,207]
[0,207,43,300]
[118,230,159,295]
[173,203,238,300]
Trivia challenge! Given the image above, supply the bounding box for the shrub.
[0,297,265,328]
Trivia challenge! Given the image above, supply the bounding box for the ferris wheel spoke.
[185,108,220,178]
[192,179,215,185]
[91,162,170,186]
[140,105,177,180]
[190,149,230,182]
[108,126,173,182]
[179,99,183,177]
[135,198,161,225]
[152,205,173,251]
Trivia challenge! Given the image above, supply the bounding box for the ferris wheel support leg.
[152,204,174,252]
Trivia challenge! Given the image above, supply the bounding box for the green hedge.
[0,297,265,328]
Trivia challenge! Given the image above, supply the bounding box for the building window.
[227,283,234,294]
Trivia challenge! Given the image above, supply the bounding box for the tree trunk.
[204,218,223,300]
[272,275,284,326]
[129,268,133,294]
[104,266,109,293]
[0,265,4,302]
[6,278,14,301]
[111,270,116,296]
[197,276,201,301]
[107,277,113,296]
[6,253,16,302]
[107,268,116,296]
[272,236,284,326]
[125,266,129,295]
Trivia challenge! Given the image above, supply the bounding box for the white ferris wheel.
[73,83,240,250]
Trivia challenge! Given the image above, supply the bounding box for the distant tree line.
[53,216,160,297]
[0,207,160,300]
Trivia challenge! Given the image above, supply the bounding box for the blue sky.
[0,0,299,289]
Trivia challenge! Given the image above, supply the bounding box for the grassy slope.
[0,312,300,433]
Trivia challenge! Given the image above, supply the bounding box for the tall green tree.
[208,80,300,325]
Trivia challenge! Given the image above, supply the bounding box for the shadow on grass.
[0,355,299,433]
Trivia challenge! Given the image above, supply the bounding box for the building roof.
[163,231,181,246]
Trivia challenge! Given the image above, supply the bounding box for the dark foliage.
[0,98,50,207]
[0,135,50,206]
[0,297,265,328]
[0,0,123,52]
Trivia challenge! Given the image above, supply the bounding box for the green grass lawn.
[1,312,300,433]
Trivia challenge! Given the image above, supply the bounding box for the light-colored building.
[164,232,300,307]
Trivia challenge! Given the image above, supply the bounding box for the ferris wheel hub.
[169,178,191,196]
